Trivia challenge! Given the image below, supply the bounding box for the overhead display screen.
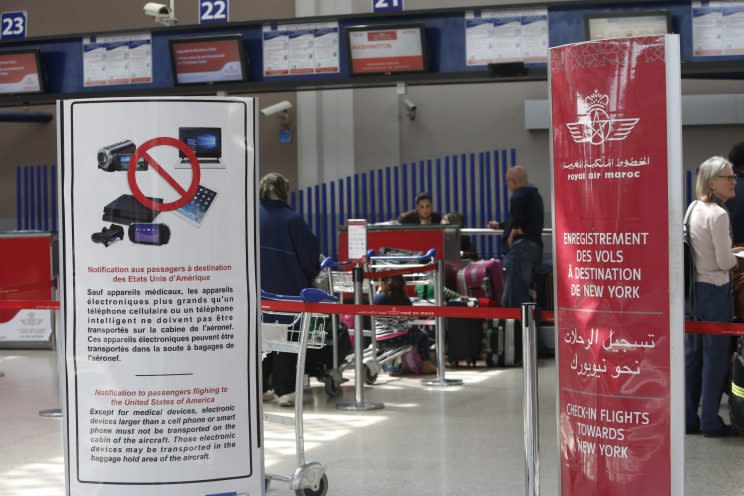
[347,24,426,75]
[170,35,247,85]
[0,50,43,95]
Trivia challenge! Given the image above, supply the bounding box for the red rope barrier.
[0,300,60,310]
[2,299,743,336]
[363,263,437,280]
[685,320,744,337]
[0,280,55,295]
[261,300,522,319]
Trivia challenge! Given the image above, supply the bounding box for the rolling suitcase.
[488,319,522,367]
[445,299,483,367]
[456,258,504,305]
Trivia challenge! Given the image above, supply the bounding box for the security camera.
[144,2,170,16]
[144,2,177,26]
[404,98,416,120]
[261,100,293,117]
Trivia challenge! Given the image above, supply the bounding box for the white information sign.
[57,97,262,496]
[465,8,548,65]
[693,1,744,55]
[262,22,339,77]
[347,219,368,262]
[83,34,152,87]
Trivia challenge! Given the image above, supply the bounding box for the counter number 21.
[372,0,403,12]
[1,11,27,39]
[199,0,228,24]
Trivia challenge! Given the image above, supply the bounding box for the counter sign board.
[57,97,262,495]
[550,36,683,495]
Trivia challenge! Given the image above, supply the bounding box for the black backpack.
[683,201,698,320]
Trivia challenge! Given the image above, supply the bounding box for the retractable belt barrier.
[3,298,744,336]
[0,280,55,295]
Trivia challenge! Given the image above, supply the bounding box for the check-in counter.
[338,224,461,264]
[0,232,55,348]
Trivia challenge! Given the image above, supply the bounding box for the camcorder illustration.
[97,140,148,172]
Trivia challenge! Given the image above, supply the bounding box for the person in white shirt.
[685,156,741,437]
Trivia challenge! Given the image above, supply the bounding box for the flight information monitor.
[170,35,248,85]
[585,12,672,41]
[0,50,44,95]
[346,24,427,75]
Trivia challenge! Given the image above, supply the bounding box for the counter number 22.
[1,11,27,39]
[199,0,228,24]
[372,0,403,12]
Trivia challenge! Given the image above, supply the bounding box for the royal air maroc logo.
[566,90,639,146]
[21,312,43,327]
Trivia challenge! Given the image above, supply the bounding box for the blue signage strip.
[199,0,228,24]
[1,11,27,39]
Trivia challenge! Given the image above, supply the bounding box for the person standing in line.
[685,156,741,437]
[259,173,320,407]
[487,166,544,308]
[725,142,744,245]
[398,192,442,225]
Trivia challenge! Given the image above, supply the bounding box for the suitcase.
[456,259,504,305]
[445,299,483,367]
[486,319,522,367]
[534,260,554,311]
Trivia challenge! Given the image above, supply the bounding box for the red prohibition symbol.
[127,137,201,212]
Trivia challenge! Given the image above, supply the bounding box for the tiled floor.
[1,350,743,495]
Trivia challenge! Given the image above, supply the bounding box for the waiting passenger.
[685,156,742,437]
[398,192,442,225]
[441,211,479,260]
[259,172,320,407]
[725,142,744,245]
[373,276,435,374]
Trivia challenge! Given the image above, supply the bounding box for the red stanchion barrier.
[2,299,744,336]
[0,300,60,310]
[261,299,523,320]
[0,280,55,295]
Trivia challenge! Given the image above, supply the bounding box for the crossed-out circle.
[127,137,201,212]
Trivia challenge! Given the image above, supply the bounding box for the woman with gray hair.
[259,172,320,407]
[685,156,741,437]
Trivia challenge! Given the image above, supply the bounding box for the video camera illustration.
[97,140,148,172]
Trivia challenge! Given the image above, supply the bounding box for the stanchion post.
[337,265,384,411]
[522,302,539,496]
[422,259,463,387]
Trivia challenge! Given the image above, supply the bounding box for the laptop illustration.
[175,127,224,169]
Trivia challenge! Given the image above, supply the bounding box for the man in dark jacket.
[725,142,744,244]
[488,166,544,307]
[260,173,320,407]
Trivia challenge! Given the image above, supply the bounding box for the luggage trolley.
[318,257,380,389]
[364,249,438,378]
[261,288,337,496]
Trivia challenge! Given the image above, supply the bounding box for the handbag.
[683,201,698,320]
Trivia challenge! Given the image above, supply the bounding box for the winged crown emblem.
[566,90,639,146]
[21,312,43,327]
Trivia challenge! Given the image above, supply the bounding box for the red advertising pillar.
[550,36,683,495]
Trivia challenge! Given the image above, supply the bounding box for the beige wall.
[2,0,295,38]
